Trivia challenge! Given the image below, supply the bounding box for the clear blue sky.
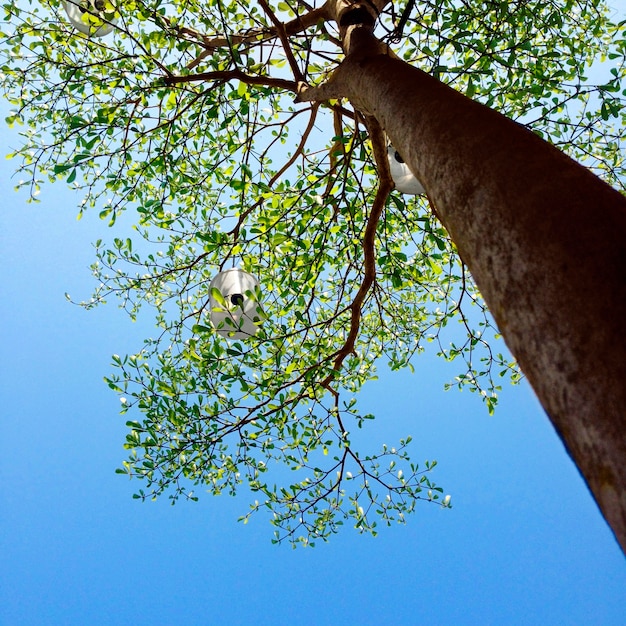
[1,68,625,626]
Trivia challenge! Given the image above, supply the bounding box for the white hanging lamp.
[387,145,425,195]
[209,269,263,339]
[63,0,118,37]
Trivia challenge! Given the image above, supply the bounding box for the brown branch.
[296,74,344,103]
[321,114,392,389]
[163,69,298,93]
[177,3,332,70]
[321,107,347,200]
[258,0,305,83]
[284,2,332,36]
[269,102,320,186]
[226,104,319,245]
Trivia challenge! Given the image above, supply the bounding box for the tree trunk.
[331,27,626,552]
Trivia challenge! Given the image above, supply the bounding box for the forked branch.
[178,2,332,70]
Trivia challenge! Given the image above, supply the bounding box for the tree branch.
[258,0,305,83]
[178,2,332,70]
[321,114,391,388]
[163,69,298,93]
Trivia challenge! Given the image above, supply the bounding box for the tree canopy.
[1,0,625,546]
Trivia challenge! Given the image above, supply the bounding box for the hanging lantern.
[63,0,118,37]
[209,269,263,339]
[387,145,425,195]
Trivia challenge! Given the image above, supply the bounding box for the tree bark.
[320,26,626,552]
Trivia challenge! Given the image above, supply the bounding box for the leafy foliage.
[1,0,624,545]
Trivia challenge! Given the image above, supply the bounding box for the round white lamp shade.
[63,0,118,37]
[387,145,425,195]
[209,269,262,339]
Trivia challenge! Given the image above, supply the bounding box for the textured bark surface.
[332,27,626,552]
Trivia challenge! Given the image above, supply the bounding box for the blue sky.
[1,63,625,626]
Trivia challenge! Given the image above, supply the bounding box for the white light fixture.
[387,145,425,195]
[63,0,118,37]
[209,269,263,339]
